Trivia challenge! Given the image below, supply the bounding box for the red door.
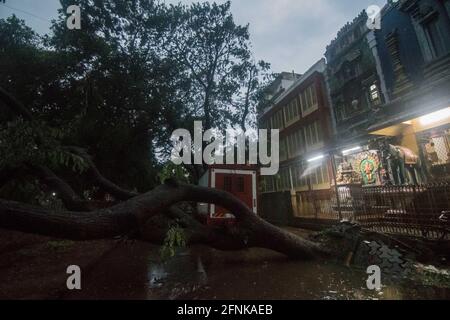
[213,173,253,218]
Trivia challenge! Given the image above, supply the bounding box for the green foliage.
[415,265,450,288]
[160,224,186,261]
[165,1,260,129]
[158,162,190,184]
[46,240,75,253]
[0,1,271,202]
[0,119,88,173]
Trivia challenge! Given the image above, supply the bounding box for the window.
[311,86,317,106]
[287,134,294,158]
[262,176,274,193]
[306,87,313,107]
[274,174,281,191]
[318,164,329,185]
[286,129,306,159]
[304,125,310,147]
[310,169,318,185]
[308,163,329,186]
[369,84,380,105]
[303,121,323,150]
[263,176,275,193]
[299,130,305,152]
[278,167,291,190]
[292,165,307,188]
[424,16,449,59]
[272,109,285,129]
[280,137,287,161]
[299,92,306,112]
[299,84,318,116]
[285,104,291,123]
[310,123,318,145]
[284,98,300,125]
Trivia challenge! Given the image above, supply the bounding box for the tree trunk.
[0,180,330,260]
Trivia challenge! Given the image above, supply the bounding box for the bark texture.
[0,181,330,259]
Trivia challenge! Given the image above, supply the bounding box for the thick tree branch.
[0,181,330,259]
[65,146,139,200]
[27,164,93,211]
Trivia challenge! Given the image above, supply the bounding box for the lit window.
[370,84,380,104]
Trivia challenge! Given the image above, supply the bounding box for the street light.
[307,154,325,162]
[419,107,450,126]
[342,146,362,155]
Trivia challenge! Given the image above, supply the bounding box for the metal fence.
[292,183,450,240]
[260,191,293,225]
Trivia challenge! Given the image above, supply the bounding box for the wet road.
[64,241,449,300]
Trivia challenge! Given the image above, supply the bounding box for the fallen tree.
[0,180,331,259]
[0,86,330,260]
[1,85,447,282]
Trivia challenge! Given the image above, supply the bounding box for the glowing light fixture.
[419,108,450,126]
[307,154,325,162]
[342,146,362,155]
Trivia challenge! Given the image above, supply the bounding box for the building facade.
[259,59,336,221]
[323,0,450,189]
[319,0,450,235]
[257,1,450,236]
[325,11,385,141]
[367,0,450,184]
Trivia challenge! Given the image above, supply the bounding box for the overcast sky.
[0,0,387,74]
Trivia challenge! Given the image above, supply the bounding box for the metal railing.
[293,182,450,240]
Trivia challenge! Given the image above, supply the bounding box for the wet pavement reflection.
[65,241,449,300]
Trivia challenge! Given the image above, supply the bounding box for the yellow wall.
[370,107,450,153]
[400,125,419,154]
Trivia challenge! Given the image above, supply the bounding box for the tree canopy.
[0,1,272,204]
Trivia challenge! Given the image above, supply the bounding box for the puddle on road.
[66,241,450,300]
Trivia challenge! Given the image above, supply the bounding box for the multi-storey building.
[325,11,386,145]
[323,1,450,188]
[258,59,335,221]
[259,71,302,113]
[258,0,450,233]
[367,0,450,183]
